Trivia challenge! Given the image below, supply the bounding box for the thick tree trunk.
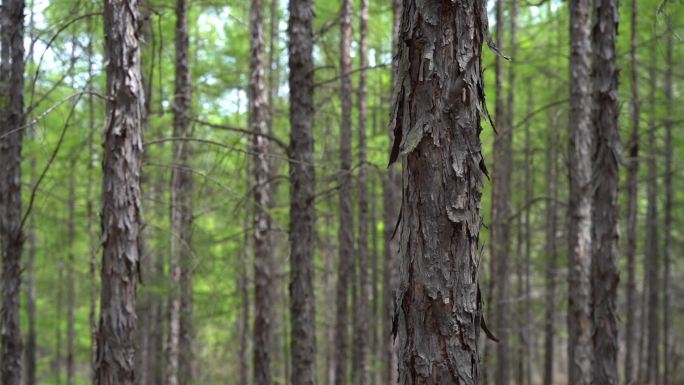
[287,1,316,384]
[334,0,354,384]
[390,1,486,384]
[567,0,593,383]
[96,0,145,383]
[354,0,370,383]
[0,1,26,384]
[623,0,639,382]
[250,0,274,384]
[382,1,402,383]
[662,14,673,385]
[590,0,620,382]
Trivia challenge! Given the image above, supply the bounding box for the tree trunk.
[662,14,673,385]
[354,0,370,383]
[324,194,336,385]
[623,0,639,382]
[240,169,251,385]
[590,0,620,382]
[250,0,274,383]
[334,0,354,383]
[67,160,76,385]
[96,0,145,383]
[287,0,316,383]
[390,1,486,384]
[567,0,593,383]
[0,0,26,383]
[382,1,402,383]
[25,155,37,385]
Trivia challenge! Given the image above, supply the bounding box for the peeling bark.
[96,0,145,383]
[390,1,487,384]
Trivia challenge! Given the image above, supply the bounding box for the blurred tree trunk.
[240,169,251,385]
[0,0,26,383]
[250,0,274,383]
[96,0,145,383]
[66,160,76,385]
[590,0,620,381]
[662,13,673,385]
[25,156,37,385]
[623,0,639,382]
[287,0,316,383]
[567,0,593,383]
[390,0,486,384]
[334,0,353,384]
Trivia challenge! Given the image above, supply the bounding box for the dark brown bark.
[250,0,274,383]
[354,0,370,383]
[662,13,673,385]
[389,1,486,384]
[567,0,593,383]
[96,0,145,383]
[590,0,620,382]
[334,0,354,384]
[623,0,639,382]
[288,0,316,383]
[489,0,512,381]
[645,40,659,385]
[0,0,26,383]
[382,1,402,383]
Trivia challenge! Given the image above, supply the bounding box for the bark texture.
[389,1,487,384]
[96,0,145,383]
[334,0,354,384]
[567,0,593,383]
[250,0,274,383]
[590,0,620,382]
[0,1,25,384]
[288,1,316,384]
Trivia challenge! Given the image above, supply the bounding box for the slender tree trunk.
[382,1,402,383]
[288,0,317,383]
[390,1,486,383]
[567,0,593,383]
[334,0,354,384]
[645,40,660,385]
[324,194,336,385]
[250,0,274,383]
[590,0,620,382]
[354,0,370,383]
[490,0,512,381]
[370,177,379,385]
[0,1,26,383]
[96,0,145,383]
[240,169,251,385]
[624,0,639,382]
[25,156,37,385]
[662,13,673,385]
[66,160,76,385]
[57,261,64,385]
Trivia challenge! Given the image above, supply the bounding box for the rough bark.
[389,1,487,384]
[567,0,593,383]
[250,0,274,383]
[0,1,26,384]
[645,41,659,385]
[354,0,370,383]
[590,0,620,382]
[382,1,402,383]
[662,14,673,385]
[489,0,512,381]
[334,0,354,384]
[96,0,145,383]
[623,0,639,382]
[288,0,317,383]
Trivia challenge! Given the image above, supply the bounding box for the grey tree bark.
[389,1,487,384]
[567,0,593,383]
[288,0,317,383]
[0,0,26,383]
[590,0,620,382]
[250,0,274,383]
[334,0,353,384]
[96,0,145,383]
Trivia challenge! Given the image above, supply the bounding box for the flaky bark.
[390,1,487,384]
[623,0,639,382]
[96,0,145,383]
[250,0,274,383]
[590,0,620,382]
[567,0,593,383]
[0,0,26,383]
[288,1,317,383]
[334,0,354,384]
